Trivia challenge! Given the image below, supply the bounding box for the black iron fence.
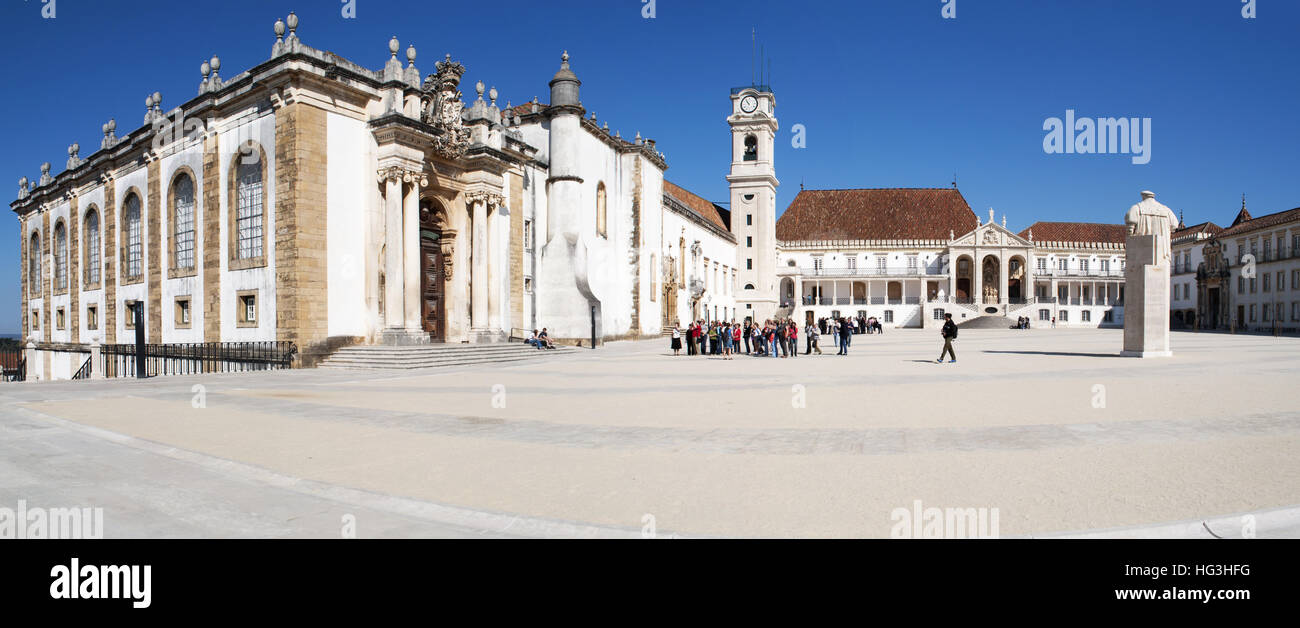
[99,341,297,378]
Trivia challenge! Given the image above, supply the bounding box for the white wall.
[327,112,373,338]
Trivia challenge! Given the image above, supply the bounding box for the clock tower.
[727,86,779,322]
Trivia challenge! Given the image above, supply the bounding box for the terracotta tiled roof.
[503,101,548,118]
[775,188,975,241]
[1218,206,1300,238]
[1018,222,1127,244]
[664,180,730,232]
[1172,221,1223,239]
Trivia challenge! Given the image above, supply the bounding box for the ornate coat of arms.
[422,55,471,159]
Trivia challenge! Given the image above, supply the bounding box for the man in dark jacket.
[938,314,958,363]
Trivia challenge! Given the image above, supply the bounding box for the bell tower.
[727,86,779,321]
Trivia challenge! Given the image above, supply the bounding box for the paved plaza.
[3,328,1299,538]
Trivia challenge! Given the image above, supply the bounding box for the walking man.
[937,313,958,363]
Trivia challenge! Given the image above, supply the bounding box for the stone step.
[319,343,574,370]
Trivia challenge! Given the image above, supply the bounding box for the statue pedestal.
[1122,235,1172,357]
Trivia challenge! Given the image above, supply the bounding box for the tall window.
[236,157,264,259]
[743,135,757,161]
[124,194,143,278]
[595,182,607,238]
[54,222,67,291]
[84,209,100,285]
[173,173,196,269]
[29,232,41,293]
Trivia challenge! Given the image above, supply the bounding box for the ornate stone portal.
[1122,191,1179,357]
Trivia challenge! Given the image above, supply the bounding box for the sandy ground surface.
[3,327,1298,537]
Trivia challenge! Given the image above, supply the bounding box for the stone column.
[403,177,421,332]
[89,341,104,380]
[383,174,404,330]
[999,253,1009,304]
[487,196,502,331]
[470,194,489,330]
[973,251,983,304]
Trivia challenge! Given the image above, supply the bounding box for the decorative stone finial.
[488,86,498,106]
[406,44,416,66]
[562,50,570,67]
[39,162,53,186]
[1002,215,1007,228]
[1141,190,1155,200]
[389,36,400,58]
[274,18,285,40]
[202,61,210,77]
[67,143,81,170]
[153,92,162,109]
[210,55,220,74]
[286,11,298,37]
[475,80,485,100]
[19,176,30,199]
[101,118,119,150]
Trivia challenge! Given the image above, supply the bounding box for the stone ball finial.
[562,50,569,65]
[19,176,28,187]
[274,18,285,39]
[475,80,485,97]
[102,122,109,134]
[210,55,221,73]
[488,86,498,104]
[389,36,400,58]
[41,162,51,174]
[107,119,116,133]
[145,95,154,108]
[406,44,416,64]
[286,11,298,34]
[152,92,162,108]
[201,61,210,77]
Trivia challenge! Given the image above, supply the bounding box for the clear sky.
[2,0,1297,334]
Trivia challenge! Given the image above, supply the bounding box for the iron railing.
[72,356,92,380]
[99,341,297,378]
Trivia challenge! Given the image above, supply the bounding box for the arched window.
[124,193,143,278]
[84,208,100,285]
[235,155,264,259]
[54,221,67,292]
[744,283,755,290]
[172,173,196,269]
[29,231,41,294]
[596,182,607,238]
[743,135,758,162]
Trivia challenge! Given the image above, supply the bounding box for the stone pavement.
[2,328,1298,538]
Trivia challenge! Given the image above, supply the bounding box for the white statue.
[1124,191,1179,266]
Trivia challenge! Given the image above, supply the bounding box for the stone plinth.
[1122,235,1172,357]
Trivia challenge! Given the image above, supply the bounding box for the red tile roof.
[1173,221,1223,239]
[1218,206,1300,238]
[664,180,730,232]
[1018,222,1127,244]
[775,188,975,242]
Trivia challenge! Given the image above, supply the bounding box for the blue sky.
[2,0,1297,333]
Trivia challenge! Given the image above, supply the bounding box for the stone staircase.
[319,343,576,371]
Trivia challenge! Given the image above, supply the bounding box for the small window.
[743,135,757,162]
[524,277,533,293]
[747,236,753,248]
[744,283,755,290]
[175,296,192,329]
[1103,310,1114,323]
[524,220,533,251]
[883,310,894,323]
[1039,309,1050,321]
[56,308,66,330]
[746,259,753,270]
[1060,310,1069,322]
[933,308,945,320]
[746,214,753,226]
[87,305,99,331]
[237,291,258,327]
[1081,310,1091,322]
[124,300,140,329]
[595,182,607,238]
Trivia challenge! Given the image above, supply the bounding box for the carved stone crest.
[422,55,471,159]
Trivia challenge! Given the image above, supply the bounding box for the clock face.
[740,95,758,113]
